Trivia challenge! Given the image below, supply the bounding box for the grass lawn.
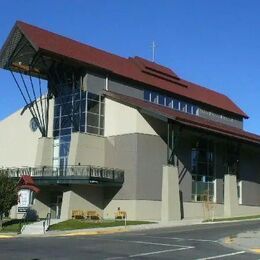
[0,219,23,233]
[49,219,154,231]
[204,214,260,222]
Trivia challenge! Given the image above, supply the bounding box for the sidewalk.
[0,219,200,238]
[46,218,203,237]
[2,217,259,239]
[223,229,260,254]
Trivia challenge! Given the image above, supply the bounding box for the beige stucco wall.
[60,185,104,219]
[104,98,158,137]
[0,108,41,167]
[183,202,224,220]
[103,199,161,221]
[0,98,54,168]
[68,133,106,166]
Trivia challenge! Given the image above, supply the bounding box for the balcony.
[4,165,124,186]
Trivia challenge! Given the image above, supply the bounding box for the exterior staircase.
[21,219,62,235]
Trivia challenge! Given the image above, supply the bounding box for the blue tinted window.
[180,102,186,112]
[173,99,179,110]
[54,105,60,116]
[193,106,198,115]
[166,97,173,108]
[158,95,165,105]
[144,90,150,101]
[88,92,99,101]
[60,143,70,157]
[187,104,192,114]
[151,92,158,103]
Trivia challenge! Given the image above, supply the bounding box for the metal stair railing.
[43,212,51,234]
[17,212,27,234]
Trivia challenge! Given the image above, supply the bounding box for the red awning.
[18,175,40,193]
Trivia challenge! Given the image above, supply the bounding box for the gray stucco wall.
[239,144,260,206]
[105,132,167,201]
[108,78,244,130]
[198,109,243,129]
[176,130,193,202]
[108,79,144,99]
[105,134,138,200]
[215,141,225,203]
[84,72,106,94]
[135,134,167,200]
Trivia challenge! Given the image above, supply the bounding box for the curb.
[2,218,260,239]
[51,227,127,237]
[0,234,16,239]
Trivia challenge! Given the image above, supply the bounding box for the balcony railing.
[3,165,124,184]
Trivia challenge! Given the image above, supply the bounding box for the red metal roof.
[105,91,260,145]
[7,21,248,118]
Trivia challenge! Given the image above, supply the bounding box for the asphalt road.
[1,220,260,259]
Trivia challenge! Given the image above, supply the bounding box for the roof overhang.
[104,91,260,146]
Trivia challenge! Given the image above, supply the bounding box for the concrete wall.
[60,185,104,219]
[68,132,106,166]
[239,144,260,206]
[176,131,193,202]
[0,107,41,167]
[104,98,158,137]
[198,108,243,129]
[183,202,224,219]
[31,189,53,219]
[103,199,161,221]
[0,98,54,168]
[85,73,106,94]
[136,134,167,200]
[108,79,144,99]
[34,137,53,167]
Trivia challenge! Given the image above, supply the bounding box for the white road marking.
[143,235,218,243]
[129,246,194,258]
[132,240,191,248]
[105,257,125,260]
[97,237,191,248]
[103,238,195,259]
[195,251,246,260]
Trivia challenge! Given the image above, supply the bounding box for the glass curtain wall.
[53,88,104,173]
[191,139,215,201]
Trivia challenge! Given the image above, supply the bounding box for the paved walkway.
[21,219,63,235]
[223,229,260,254]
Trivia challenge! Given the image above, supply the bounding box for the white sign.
[17,189,31,213]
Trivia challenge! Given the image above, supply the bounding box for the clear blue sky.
[0,0,259,134]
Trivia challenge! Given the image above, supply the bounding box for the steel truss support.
[7,34,85,138]
[9,44,51,137]
[167,120,180,166]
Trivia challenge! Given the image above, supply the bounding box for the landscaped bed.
[0,219,24,233]
[49,219,154,231]
[204,214,260,222]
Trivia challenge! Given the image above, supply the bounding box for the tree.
[0,171,17,230]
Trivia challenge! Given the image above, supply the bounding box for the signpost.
[17,189,33,213]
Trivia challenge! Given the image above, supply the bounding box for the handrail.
[17,212,27,234]
[43,212,51,234]
[4,165,124,183]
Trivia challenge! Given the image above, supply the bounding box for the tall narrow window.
[191,139,215,202]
